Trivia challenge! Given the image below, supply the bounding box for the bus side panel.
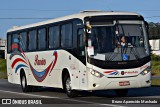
[57,50,80,89]
[25,51,58,87]
[7,54,18,84]
[79,61,88,90]
[7,50,85,90]
[7,54,29,85]
[7,54,14,83]
[23,50,80,89]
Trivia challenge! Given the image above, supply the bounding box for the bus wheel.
[20,74,32,92]
[64,74,78,97]
[115,89,128,97]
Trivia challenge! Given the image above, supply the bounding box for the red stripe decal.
[20,48,27,58]
[104,70,115,74]
[12,58,27,68]
[49,52,58,73]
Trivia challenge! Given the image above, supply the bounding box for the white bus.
[7,11,151,97]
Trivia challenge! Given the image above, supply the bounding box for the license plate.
[119,81,130,86]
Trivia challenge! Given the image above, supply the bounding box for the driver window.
[78,29,85,56]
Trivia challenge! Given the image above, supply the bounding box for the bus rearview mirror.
[86,21,92,33]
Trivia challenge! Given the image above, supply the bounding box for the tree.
[149,22,160,39]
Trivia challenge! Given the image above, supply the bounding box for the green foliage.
[149,22,160,39]
[151,54,160,76]
[0,58,7,79]
[152,78,160,86]
[151,54,160,61]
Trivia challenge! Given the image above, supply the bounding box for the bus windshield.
[88,24,149,61]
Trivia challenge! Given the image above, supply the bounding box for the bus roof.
[7,11,142,33]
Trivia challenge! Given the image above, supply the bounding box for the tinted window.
[7,35,11,53]
[49,26,59,48]
[78,29,83,47]
[61,23,72,48]
[78,29,85,56]
[28,30,37,51]
[12,34,19,52]
[38,28,46,50]
[73,19,83,48]
[20,32,27,51]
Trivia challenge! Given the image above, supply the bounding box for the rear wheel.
[64,74,78,97]
[115,89,128,97]
[20,74,32,92]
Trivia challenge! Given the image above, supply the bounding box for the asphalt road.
[0,79,160,107]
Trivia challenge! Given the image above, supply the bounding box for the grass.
[0,58,7,79]
[152,78,160,86]
[152,61,160,76]
[151,54,160,76]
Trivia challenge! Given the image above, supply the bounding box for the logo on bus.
[121,71,138,75]
[34,55,46,66]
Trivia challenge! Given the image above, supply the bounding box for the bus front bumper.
[87,72,151,90]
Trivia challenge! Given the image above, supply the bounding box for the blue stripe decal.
[114,72,118,75]
[15,64,28,73]
[33,69,46,78]
[110,72,117,75]
[109,71,119,75]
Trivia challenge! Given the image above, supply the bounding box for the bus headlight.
[89,68,104,78]
[140,67,151,75]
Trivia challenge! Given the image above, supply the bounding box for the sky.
[0,0,160,39]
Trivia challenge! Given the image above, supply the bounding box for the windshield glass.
[88,24,149,61]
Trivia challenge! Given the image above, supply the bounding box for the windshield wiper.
[105,52,118,62]
[131,47,140,61]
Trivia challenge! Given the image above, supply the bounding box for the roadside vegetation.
[0,58,7,79]
[152,78,160,86]
[151,54,160,86]
[151,54,160,76]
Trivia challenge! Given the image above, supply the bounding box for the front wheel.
[115,89,128,97]
[64,74,78,97]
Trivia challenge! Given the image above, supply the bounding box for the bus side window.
[28,30,37,51]
[38,28,46,50]
[12,34,20,52]
[61,23,72,48]
[7,35,12,53]
[78,29,85,56]
[19,32,27,51]
[49,26,60,49]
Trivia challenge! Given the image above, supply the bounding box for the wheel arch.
[61,68,70,89]
[20,68,25,79]
[20,68,28,84]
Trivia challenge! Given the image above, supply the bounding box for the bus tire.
[20,73,32,92]
[115,89,128,97]
[64,73,78,97]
